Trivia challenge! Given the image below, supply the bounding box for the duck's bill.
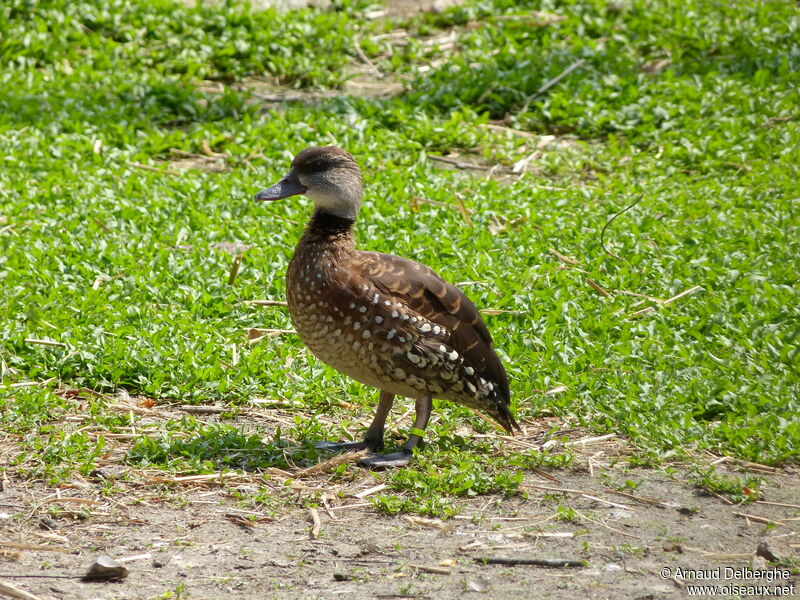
[254,174,307,201]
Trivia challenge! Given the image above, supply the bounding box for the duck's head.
[255,146,363,220]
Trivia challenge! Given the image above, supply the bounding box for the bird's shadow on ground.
[123,425,505,473]
[124,427,326,472]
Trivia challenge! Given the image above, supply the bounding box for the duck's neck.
[297,209,356,253]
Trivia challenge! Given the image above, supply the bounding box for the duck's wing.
[351,251,515,430]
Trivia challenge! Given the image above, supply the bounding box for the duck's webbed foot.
[359,449,413,468]
[315,390,394,455]
[360,394,432,469]
[315,440,381,453]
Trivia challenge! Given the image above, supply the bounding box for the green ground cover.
[1,0,797,514]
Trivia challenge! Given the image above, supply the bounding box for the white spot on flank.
[439,345,447,352]
[466,382,476,394]
[387,329,396,340]
[384,300,392,306]
[398,336,406,342]
[391,310,398,318]
[411,317,418,323]
[350,303,356,309]
[353,322,361,331]
[407,352,420,364]
[362,330,372,339]
[359,306,367,313]
[433,325,441,335]
[448,350,458,361]
[316,273,322,278]
[420,323,432,333]
[372,293,379,304]
[374,316,384,323]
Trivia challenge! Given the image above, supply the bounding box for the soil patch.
[1,443,797,599]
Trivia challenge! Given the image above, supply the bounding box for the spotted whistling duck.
[255,146,519,467]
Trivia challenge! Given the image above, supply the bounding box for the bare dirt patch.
[1,423,797,600]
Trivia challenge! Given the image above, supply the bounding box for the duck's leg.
[360,394,432,468]
[315,391,394,453]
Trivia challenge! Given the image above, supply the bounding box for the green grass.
[687,465,762,504]
[1,0,798,514]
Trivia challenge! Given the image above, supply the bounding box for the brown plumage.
[255,146,518,467]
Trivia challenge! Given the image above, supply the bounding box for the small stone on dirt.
[752,555,769,570]
[662,542,683,553]
[756,539,787,563]
[466,576,490,593]
[82,555,129,581]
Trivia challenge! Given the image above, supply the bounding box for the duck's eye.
[309,159,329,172]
